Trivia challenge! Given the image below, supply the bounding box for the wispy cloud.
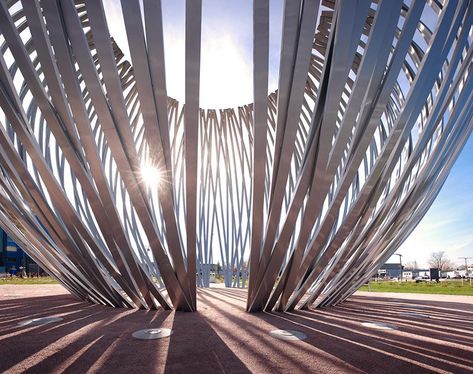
[396,135,473,267]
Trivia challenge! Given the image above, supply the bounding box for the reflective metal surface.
[0,0,471,312]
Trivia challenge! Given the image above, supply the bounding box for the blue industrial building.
[0,228,39,275]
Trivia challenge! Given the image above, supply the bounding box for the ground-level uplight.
[132,328,173,340]
[361,321,398,330]
[17,316,63,326]
[270,329,307,341]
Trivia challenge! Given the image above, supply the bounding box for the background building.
[377,263,403,279]
[0,228,40,275]
[377,263,437,280]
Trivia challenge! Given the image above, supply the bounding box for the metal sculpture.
[0,0,471,312]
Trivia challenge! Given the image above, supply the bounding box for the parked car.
[415,276,427,283]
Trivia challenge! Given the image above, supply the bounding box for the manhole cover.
[17,317,63,326]
[132,328,172,340]
[361,322,397,330]
[270,329,307,341]
[398,312,430,318]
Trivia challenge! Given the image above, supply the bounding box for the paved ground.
[1,285,472,373]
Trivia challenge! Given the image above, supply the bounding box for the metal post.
[395,254,403,282]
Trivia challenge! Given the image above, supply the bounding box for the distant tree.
[404,261,419,270]
[428,251,456,271]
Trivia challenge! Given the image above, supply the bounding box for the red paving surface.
[1,285,473,373]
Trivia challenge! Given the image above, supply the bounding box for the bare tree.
[404,260,419,270]
[428,251,456,271]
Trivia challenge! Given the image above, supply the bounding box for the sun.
[140,160,162,189]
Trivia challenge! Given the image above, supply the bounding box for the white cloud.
[103,0,278,109]
[161,26,255,108]
[199,33,253,108]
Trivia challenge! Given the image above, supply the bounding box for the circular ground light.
[361,321,398,330]
[270,329,307,341]
[398,312,430,318]
[17,316,63,327]
[132,328,172,340]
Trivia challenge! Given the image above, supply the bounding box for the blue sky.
[103,0,473,269]
[391,134,473,268]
